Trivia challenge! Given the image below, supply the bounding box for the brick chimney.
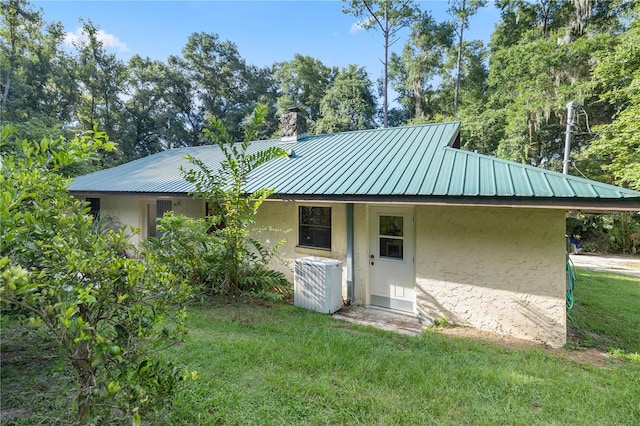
[280,107,307,142]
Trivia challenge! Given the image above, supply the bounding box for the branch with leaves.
[1,126,195,425]
[182,105,288,297]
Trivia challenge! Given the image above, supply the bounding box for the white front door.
[369,206,415,313]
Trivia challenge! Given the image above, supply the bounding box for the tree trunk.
[1,71,11,120]
[1,12,17,121]
[383,3,389,128]
[72,339,95,425]
[453,0,466,118]
[413,79,423,118]
[73,305,96,425]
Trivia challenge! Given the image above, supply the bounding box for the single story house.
[69,110,640,347]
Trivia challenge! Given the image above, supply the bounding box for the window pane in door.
[380,237,403,259]
[379,215,403,237]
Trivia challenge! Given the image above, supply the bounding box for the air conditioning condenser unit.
[294,256,343,314]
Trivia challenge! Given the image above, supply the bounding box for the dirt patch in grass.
[434,326,622,368]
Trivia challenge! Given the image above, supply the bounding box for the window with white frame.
[298,206,331,249]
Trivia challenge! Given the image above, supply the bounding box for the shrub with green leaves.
[0,127,195,425]
[179,105,290,299]
[567,212,640,254]
[143,212,222,294]
[145,212,291,302]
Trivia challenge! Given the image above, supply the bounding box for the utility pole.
[563,101,580,175]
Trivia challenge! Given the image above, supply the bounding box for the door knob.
[370,254,374,258]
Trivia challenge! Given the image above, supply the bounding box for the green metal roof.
[69,122,640,209]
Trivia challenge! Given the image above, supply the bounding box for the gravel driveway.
[569,253,640,278]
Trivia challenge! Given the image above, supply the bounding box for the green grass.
[2,270,639,425]
[149,298,640,425]
[568,269,640,354]
[0,315,76,425]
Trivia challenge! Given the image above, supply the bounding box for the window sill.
[295,245,331,255]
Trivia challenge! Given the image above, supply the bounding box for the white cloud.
[64,28,129,52]
[349,21,366,34]
[349,17,375,35]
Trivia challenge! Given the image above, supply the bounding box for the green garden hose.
[566,257,576,310]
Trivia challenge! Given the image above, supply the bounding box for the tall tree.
[0,0,77,133]
[437,40,492,152]
[448,0,486,117]
[389,11,453,121]
[315,65,377,133]
[273,54,337,133]
[485,0,611,167]
[242,64,279,140]
[72,19,127,145]
[117,55,173,161]
[342,0,418,127]
[172,32,254,143]
[165,54,205,147]
[0,0,36,121]
[582,4,640,189]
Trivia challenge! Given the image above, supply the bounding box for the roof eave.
[70,188,640,211]
[270,194,640,211]
[69,190,192,198]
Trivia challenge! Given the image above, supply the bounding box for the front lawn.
[2,270,639,425]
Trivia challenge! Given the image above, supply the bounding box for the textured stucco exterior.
[88,195,202,245]
[414,205,567,347]
[97,196,144,245]
[352,204,369,306]
[88,194,567,347]
[255,202,567,347]
[253,201,348,300]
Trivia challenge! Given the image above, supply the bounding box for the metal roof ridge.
[307,121,461,138]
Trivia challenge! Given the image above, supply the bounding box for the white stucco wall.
[99,195,143,245]
[253,201,348,300]
[93,194,567,346]
[414,205,567,347]
[94,195,201,246]
[98,196,350,302]
[172,197,204,218]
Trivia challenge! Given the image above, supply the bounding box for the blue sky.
[33,1,500,82]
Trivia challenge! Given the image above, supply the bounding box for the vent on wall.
[294,257,343,314]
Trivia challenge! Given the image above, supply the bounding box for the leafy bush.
[1,127,195,425]
[176,105,290,299]
[143,213,221,295]
[567,212,640,254]
[144,212,291,301]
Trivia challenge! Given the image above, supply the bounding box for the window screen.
[298,206,331,249]
[87,197,100,220]
[148,200,172,238]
